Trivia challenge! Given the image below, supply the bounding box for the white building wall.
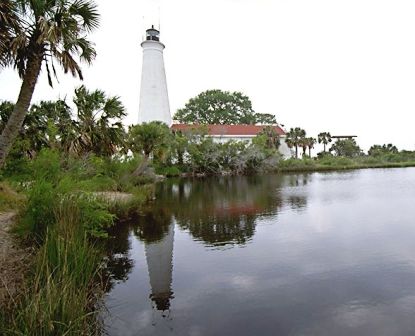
[138,40,172,126]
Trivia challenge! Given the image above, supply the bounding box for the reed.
[1,194,107,335]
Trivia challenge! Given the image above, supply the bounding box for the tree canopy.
[330,139,362,157]
[0,86,126,161]
[173,89,277,125]
[368,144,398,156]
[285,127,306,158]
[317,132,332,152]
[0,0,100,167]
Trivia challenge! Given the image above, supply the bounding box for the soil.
[0,212,31,307]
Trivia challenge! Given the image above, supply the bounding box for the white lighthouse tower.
[138,26,172,125]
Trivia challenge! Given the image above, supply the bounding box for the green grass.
[0,182,24,212]
[1,196,103,335]
[0,151,155,335]
[278,156,415,173]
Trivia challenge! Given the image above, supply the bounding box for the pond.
[103,168,415,336]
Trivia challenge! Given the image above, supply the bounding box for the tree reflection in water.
[155,175,288,247]
[103,218,134,292]
[104,174,311,314]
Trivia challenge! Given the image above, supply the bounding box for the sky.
[1,0,415,152]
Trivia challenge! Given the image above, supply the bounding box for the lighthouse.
[138,26,172,126]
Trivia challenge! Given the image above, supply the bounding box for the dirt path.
[0,212,31,307]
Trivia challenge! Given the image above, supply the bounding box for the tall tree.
[69,86,126,157]
[254,113,277,125]
[0,0,99,167]
[256,126,280,150]
[0,99,73,159]
[299,137,308,156]
[174,89,276,125]
[0,1,20,66]
[317,132,332,152]
[286,127,306,158]
[307,137,316,157]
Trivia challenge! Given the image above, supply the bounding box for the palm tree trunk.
[323,143,326,152]
[0,55,42,168]
[133,154,150,177]
[295,145,298,159]
[308,147,311,157]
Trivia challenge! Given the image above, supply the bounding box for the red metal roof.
[171,124,286,136]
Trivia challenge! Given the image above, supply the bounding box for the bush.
[17,180,56,242]
[156,166,182,177]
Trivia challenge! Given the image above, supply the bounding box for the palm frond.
[69,0,100,32]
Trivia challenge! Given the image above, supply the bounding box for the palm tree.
[69,86,126,157]
[0,0,99,167]
[259,126,280,149]
[307,137,316,157]
[299,137,308,157]
[1,99,73,159]
[0,0,20,67]
[318,132,332,152]
[286,127,306,158]
[128,121,172,176]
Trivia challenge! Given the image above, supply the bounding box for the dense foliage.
[174,89,277,125]
[317,132,332,152]
[0,0,100,167]
[330,138,362,157]
[0,150,154,335]
[0,86,126,167]
[368,144,398,156]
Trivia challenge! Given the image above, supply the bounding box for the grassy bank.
[0,151,154,335]
[277,156,415,173]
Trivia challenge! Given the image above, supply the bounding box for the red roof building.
[170,124,292,157]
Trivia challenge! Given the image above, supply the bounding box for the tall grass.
[1,195,107,335]
[0,150,154,335]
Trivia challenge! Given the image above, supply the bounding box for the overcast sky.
[1,0,415,152]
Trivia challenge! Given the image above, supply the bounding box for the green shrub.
[32,149,61,182]
[156,166,182,177]
[17,180,56,242]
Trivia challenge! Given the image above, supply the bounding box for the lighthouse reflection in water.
[145,219,174,313]
[103,175,305,335]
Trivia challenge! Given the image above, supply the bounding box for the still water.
[103,168,415,336]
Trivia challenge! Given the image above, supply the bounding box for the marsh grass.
[0,150,154,335]
[1,196,106,335]
[278,156,415,173]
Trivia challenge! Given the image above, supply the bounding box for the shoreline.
[173,161,415,178]
[278,161,415,173]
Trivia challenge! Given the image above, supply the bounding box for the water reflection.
[104,219,134,291]
[103,172,415,335]
[144,221,175,312]
[156,175,290,247]
[104,175,312,314]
